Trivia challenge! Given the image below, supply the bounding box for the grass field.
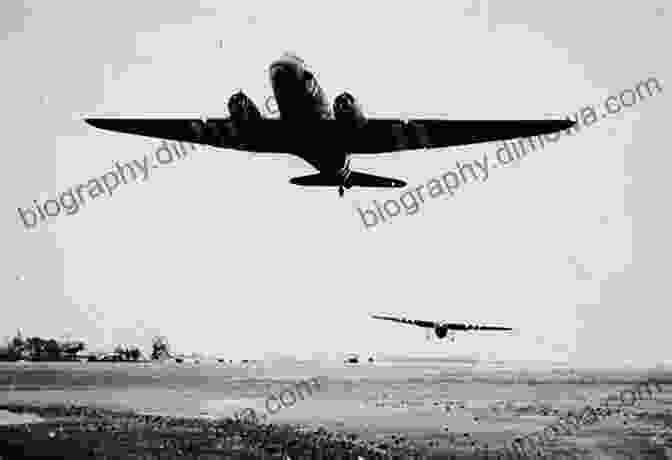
[1,361,671,458]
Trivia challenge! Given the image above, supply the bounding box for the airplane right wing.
[85,118,294,154]
[441,323,514,331]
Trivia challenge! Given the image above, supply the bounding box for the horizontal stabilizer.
[290,171,407,188]
[290,173,341,186]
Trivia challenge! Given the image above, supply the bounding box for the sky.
[1,0,669,368]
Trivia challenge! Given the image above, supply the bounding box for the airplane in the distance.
[85,52,576,197]
[371,314,515,343]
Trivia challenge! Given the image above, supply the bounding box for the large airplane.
[371,314,514,343]
[85,52,575,197]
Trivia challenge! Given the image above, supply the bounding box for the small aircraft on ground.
[85,52,575,197]
[371,314,515,343]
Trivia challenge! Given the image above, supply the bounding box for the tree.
[11,331,24,351]
[151,336,170,360]
[26,337,45,356]
[45,339,60,357]
[8,335,26,351]
[63,341,85,355]
[113,345,130,360]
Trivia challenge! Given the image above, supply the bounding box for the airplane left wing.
[370,314,437,328]
[84,118,293,154]
[346,119,575,154]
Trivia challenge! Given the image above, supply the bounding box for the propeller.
[227,89,258,160]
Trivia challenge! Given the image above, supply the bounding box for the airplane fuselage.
[269,54,349,176]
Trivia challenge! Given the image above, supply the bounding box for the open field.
[1,361,671,458]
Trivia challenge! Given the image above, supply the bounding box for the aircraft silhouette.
[85,52,575,197]
[371,314,515,343]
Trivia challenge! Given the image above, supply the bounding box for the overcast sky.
[1,1,669,367]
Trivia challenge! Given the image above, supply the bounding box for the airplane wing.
[84,118,293,154]
[440,323,514,331]
[85,117,574,155]
[347,119,576,154]
[371,314,513,331]
[371,314,437,328]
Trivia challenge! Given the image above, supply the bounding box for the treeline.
[0,331,148,362]
[105,345,142,362]
[0,331,85,361]
[1,332,177,363]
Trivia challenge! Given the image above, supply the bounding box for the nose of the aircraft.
[269,53,304,81]
[269,62,294,81]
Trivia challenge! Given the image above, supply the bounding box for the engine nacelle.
[227,91,262,122]
[333,92,366,127]
[435,325,448,339]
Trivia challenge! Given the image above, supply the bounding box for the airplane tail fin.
[290,171,406,188]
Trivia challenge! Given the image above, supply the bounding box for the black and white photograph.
[1,1,670,458]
